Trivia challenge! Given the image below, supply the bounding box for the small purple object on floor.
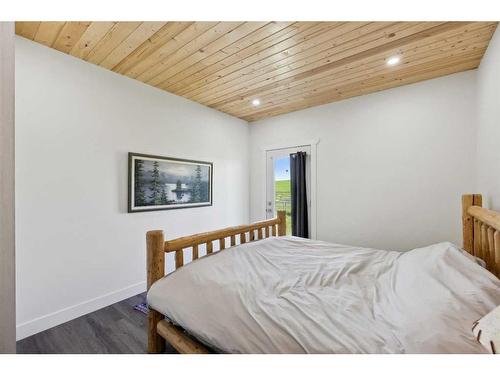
[134,302,149,315]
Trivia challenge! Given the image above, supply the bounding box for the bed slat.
[487,227,495,273]
[494,231,500,273]
[175,250,184,269]
[481,224,489,270]
[474,218,481,258]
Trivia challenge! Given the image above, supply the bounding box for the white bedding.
[147,236,500,353]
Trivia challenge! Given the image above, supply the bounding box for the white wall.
[250,71,477,251]
[15,37,249,339]
[0,22,16,353]
[476,27,500,211]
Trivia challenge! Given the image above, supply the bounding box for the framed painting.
[128,153,213,212]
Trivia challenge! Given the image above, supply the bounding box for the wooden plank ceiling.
[16,21,497,122]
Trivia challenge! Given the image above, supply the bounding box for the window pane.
[274,156,291,235]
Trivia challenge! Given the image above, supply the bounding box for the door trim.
[261,139,319,239]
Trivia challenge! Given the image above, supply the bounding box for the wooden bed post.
[277,210,286,236]
[462,194,482,254]
[147,230,166,353]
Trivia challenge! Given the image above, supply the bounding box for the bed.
[145,195,500,354]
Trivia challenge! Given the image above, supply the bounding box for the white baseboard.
[16,281,146,341]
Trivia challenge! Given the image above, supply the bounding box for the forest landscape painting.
[128,153,212,212]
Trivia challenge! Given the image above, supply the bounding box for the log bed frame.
[146,194,500,354]
[146,210,287,354]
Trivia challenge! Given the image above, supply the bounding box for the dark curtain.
[290,151,309,238]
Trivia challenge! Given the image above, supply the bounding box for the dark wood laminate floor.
[16,293,177,354]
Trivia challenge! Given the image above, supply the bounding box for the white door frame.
[261,139,319,239]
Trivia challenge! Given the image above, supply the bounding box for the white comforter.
[147,237,500,353]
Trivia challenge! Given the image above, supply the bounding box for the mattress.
[147,236,500,353]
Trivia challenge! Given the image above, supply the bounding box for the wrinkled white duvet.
[147,237,500,353]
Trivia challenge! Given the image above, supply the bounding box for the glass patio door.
[266,145,311,235]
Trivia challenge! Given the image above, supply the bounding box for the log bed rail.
[146,211,287,354]
[462,194,500,277]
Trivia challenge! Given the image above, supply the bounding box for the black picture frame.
[128,152,213,213]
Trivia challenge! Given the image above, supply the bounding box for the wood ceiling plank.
[221,22,294,56]
[197,23,438,104]
[164,22,304,94]
[193,22,424,105]
[15,22,24,36]
[33,22,66,47]
[99,22,167,70]
[16,22,41,40]
[222,23,496,115]
[198,22,455,106]
[69,21,117,59]
[138,22,245,84]
[146,22,268,87]
[231,42,489,117]
[159,22,294,91]
[178,22,348,98]
[240,46,484,117]
[200,22,472,108]
[156,22,348,91]
[112,22,194,75]
[243,56,482,121]
[171,22,322,96]
[242,24,496,114]
[53,22,92,54]
[179,22,368,99]
[259,27,494,111]
[85,22,142,64]
[233,39,489,116]
[124,22,219,79]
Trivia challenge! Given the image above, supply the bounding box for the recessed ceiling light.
[387,56,401,66]
[252,98,261,106]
